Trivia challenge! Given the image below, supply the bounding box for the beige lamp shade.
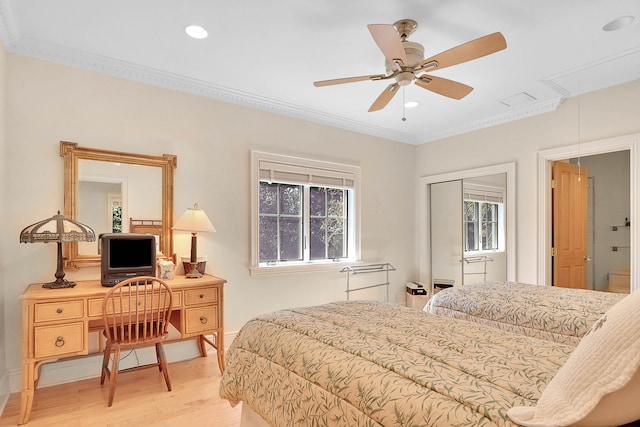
[172,204,216,233]
[172,204,215,278]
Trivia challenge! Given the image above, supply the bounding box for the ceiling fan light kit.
[313,19,507,112]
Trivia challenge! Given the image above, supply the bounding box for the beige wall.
[2,43,639,396]
[0,37,8,404]
[416,80,640,284]
[2,54,417,385]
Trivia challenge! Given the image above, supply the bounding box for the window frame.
[464,200,501,252]
[463,183,506,254]
[250,151,361,275]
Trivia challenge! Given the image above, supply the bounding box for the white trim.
[250,151,361,275]
[0,368,10,418]
[418,162,516,289]
[8,331,239,393]
[537,133,639,291]
[249,260,360,276]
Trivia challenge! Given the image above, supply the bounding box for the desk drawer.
[184,287,218,306]
[34,322,85,358]
[88,292,182,317]
[184,306,218,334]
[35,301,83,323]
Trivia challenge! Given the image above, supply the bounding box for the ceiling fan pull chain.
[402,87,407,122]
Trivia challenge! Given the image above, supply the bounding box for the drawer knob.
[199,294,205,299]
[200,316,208,324]
[55,336,65,347]
[56,308,63,314]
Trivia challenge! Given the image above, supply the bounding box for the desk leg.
[197,334,208,358]
[199,333,225,374]
[216,332,225,373]
[18,361,36,425]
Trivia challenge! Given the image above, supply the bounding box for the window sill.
[464,249,506,256]
[249,260,361,276]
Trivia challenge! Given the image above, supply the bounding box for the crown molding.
[0,0,18,48]
[7,34,419,144]
[417,97,564,144]
[0,0,566,146]
[6,36,566,146]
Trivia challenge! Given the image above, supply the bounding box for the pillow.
[508,289,640,427]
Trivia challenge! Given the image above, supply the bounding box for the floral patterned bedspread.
[219,301,574,427]
[426,282,624,346]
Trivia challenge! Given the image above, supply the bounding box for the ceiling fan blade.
[368,83,400,112]
[420,32,506,71]
[415,75,473,100]
[367,24,408,66]
[313,74,385,87]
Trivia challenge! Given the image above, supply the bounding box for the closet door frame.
[418,162,516,288]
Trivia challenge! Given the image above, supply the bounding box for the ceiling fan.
[313,19,507,112]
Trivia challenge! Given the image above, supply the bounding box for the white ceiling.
[1,0,639,144]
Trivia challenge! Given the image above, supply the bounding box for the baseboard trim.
[8,331,238,394]
[0,369,11,418]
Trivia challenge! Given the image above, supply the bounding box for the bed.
[220,301,572,426]
[219,297,640,427]
[425,281,625,346]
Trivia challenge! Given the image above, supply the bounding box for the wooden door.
[552,161,588,288]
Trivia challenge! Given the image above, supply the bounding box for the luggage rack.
[340,263,395,302]
[462,255,493,283]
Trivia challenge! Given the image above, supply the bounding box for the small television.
[100,233,156,287]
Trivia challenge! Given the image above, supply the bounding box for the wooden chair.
[100,276,173,407]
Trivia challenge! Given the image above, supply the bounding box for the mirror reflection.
[61,141,176,269]
[77,159,162,256]
[431,173,508,287]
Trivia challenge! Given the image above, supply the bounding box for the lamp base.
[43,278,77,289]
[185,262,203,279]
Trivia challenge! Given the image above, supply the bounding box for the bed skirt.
[241,402,271,427]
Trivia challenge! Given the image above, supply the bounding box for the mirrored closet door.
[431,174,508,287]
[418,162,516,291]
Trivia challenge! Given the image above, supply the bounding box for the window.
[463,184,505,253]
[110,195,122,233]
[464,200,499,251]
[251,151,360,274]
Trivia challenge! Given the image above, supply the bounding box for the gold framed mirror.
[61,141,177,269]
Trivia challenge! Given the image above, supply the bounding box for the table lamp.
[173,203,216,278]
[20,211,96,288]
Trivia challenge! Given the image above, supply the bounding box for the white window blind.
[250,151,361,275]
[463,184,505,203]
[259,160,356,189]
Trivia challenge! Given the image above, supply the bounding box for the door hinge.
[550,179,557,189]
[551,247,557,256]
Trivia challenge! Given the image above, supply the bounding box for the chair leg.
[155,342,172,392]
[155,342,162,372]
[100,340,111,385]
[107,346,120,407]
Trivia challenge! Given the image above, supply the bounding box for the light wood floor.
[0,357,241,427]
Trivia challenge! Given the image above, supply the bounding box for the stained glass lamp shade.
[20,211,96,288]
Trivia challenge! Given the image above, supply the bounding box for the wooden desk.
[18,274,226,425]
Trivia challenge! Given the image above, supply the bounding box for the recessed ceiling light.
[185,25,208,39]
[602,16,634,32]
[404,101,419,108]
